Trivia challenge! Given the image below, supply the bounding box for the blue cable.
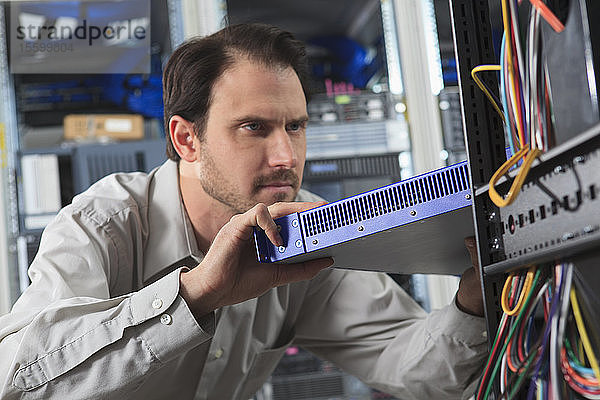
[568,358,594,376]
[500,34,516,156]
[525,307,535,352]
[527,265,565,400]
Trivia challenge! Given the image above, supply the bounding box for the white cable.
[500,351,507,394]
[509,0,526,101]
[554,263,573,399]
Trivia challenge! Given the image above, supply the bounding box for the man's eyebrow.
[231,115,268,124]
[285,116,310,125]
[231,115,309,124]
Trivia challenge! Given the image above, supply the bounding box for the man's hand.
[455,237,485,317]
[179,202,334,318]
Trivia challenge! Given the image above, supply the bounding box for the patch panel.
[478,125,600,273]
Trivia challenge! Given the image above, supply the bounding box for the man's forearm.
[0,269,211,399]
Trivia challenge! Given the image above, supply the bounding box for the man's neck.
[178,164,235,254]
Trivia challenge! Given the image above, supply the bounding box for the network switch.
[254,161,475,275]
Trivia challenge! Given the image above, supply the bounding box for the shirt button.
[482,331,488,339]
[214,348,224,359]
[160,314,172,325]
[152,298,163,309]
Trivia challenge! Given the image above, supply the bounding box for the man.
[0,24,487,399]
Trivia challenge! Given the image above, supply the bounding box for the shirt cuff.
[129,267,214,363]
[427,295,487,346]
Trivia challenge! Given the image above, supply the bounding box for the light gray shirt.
[0,160,487,399]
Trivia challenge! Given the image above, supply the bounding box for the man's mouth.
[258,182,295,193]
[261,181,293,187]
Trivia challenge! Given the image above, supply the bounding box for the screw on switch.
[562,232,575,241]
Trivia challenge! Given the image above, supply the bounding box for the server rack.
[450,0,600,398]
[0,0,175,300]
[16,139,166,289]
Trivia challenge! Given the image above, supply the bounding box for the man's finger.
[223,203,281,244]
[254,203,283,246]
[464,236,479,268]
[268,201,328,219]
[225,202,328,245]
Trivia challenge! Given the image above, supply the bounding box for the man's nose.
[268,129,297,169]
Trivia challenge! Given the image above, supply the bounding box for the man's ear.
[169,115,198,162]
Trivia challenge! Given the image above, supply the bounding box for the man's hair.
[162,23,311,161]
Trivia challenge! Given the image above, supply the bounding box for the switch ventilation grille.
[302,163,470,237]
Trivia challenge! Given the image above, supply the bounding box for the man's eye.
[287,122,305,132]
[244,122,261,131]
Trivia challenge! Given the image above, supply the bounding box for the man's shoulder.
[74,171,150,209]
[64,160,173,223]
[295,188,326,203]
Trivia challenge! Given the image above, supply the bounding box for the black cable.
[572,271,600,355]
[535,161,583,212]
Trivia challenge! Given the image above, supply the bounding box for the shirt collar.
[143,160,203,284]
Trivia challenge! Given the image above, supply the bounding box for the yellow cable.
[471,65,505,122]
[489,147,541,207]
[501,0,525,148]
[501,273,516,313]
[570,288,600,382]
[501,267,536,316]
[501,0,512,71]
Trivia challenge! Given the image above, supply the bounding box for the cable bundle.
[475,264,600,399]
[471,0,565,207]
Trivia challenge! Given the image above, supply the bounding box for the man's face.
[193,58,307,214]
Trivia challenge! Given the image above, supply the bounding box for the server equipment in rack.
[254,160,474,275]
[450,0,600,398]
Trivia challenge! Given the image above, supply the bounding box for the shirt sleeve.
[0,206,214,399]
[294,268,488,400]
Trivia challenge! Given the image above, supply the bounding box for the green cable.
[507,349,539,399]
[477,313,509,398]
[483,269,543,400]
[565,338,585,368]
[476,275,522,398]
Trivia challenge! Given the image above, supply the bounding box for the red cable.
[560,347,600,389]
[509,275,519,307]
[477,315,509,400]
[517,316,527,362]
[506,338,518,373]
[509,27,527,147]
[528,0,565,33]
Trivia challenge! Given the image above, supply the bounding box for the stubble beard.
[197,149,300,215]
